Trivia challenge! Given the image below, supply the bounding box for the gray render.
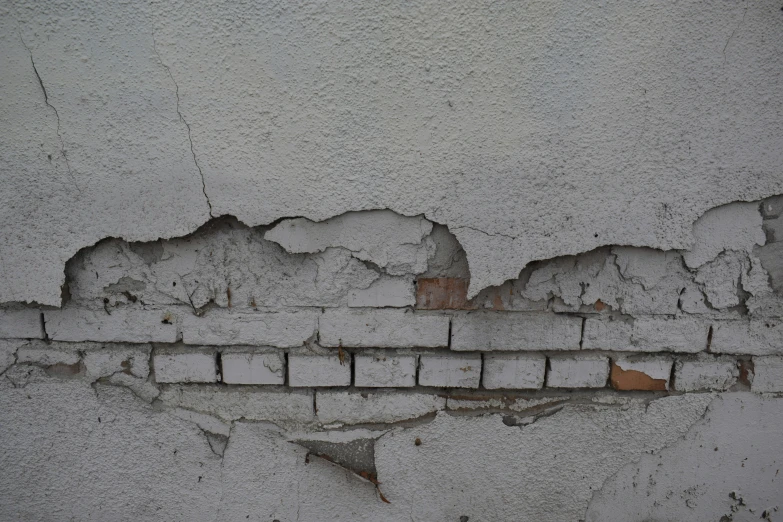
[1,1,783,521]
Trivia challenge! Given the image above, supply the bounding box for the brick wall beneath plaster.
[1,198,783,428]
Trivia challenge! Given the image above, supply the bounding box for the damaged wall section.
[1,199,783,521]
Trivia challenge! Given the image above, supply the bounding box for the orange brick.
[610,361,668,391]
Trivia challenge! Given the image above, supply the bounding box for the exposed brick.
[547,355,609,388]
[0,308,43,339]
[354,352,417,387]
[451,312,582,351]
[221,351,285,385]
[582,317,707,353]
[673,356,738,391]
[288,354,351,387]
[182,310,317,348]
[316,391,445,424]
[81,344,151,380]
[17,342,80,366]
[418,354,481,388]
[154,349,217,383]
[482,353,546,390]
[45,307,178,343]
[610,356,672,391]
[415,278,475,310]
[319,309,449,348]
[751,356,783,392]
[710,319,783,356]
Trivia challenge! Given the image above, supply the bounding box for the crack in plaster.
[18,32,81,194]
[151,32,213,218]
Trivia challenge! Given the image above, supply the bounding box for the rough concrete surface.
[2,1,783,304]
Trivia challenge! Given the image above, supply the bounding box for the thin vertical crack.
[19,32,81,194]
[722,1,747,65]
[151,32,214,218]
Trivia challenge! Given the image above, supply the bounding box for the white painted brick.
[751,356,783,392]
[581,319,632,350]
[347,276,415,308]
[711,319,783,355]
[451,312,582,351]
[316,391,445,424]
[547,355,609,388]
[674,356,738,391]
[0,308,43,339]
[45,307,178,343]
[154,350,217,383]
[82,344,151,379]
[159,386,315,422]
[582,317,707,353]
[288,354,351,387]
[183,310,317,348]
[221,351,285,385]
[17,343,80,366]
[418,354,481,388]
[320,309,449,348]
[482,353,546,389]
[354,352,417,387]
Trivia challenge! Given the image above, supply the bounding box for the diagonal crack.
[722,1,748,65]
[452,225,517,240]
[151,32,214,218]
[19,32,81,194]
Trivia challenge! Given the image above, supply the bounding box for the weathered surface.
[586,393,783,522]
[3,2,783,304]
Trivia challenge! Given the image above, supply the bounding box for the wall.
[1,1,783,521]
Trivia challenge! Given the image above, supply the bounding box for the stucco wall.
[1,1,782,521]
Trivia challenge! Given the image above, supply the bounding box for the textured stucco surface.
[2,0,783,304]
[2,369,782,521]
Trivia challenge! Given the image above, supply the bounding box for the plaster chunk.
[522,248,695,315]
[0,340,24,374]
[67,221,380,310]
[158,385,315,423]
[316,391,446,424]
[375,395,714,521]
[682,202,766,269]
[347,276,415,308]
[265,211,434,275]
